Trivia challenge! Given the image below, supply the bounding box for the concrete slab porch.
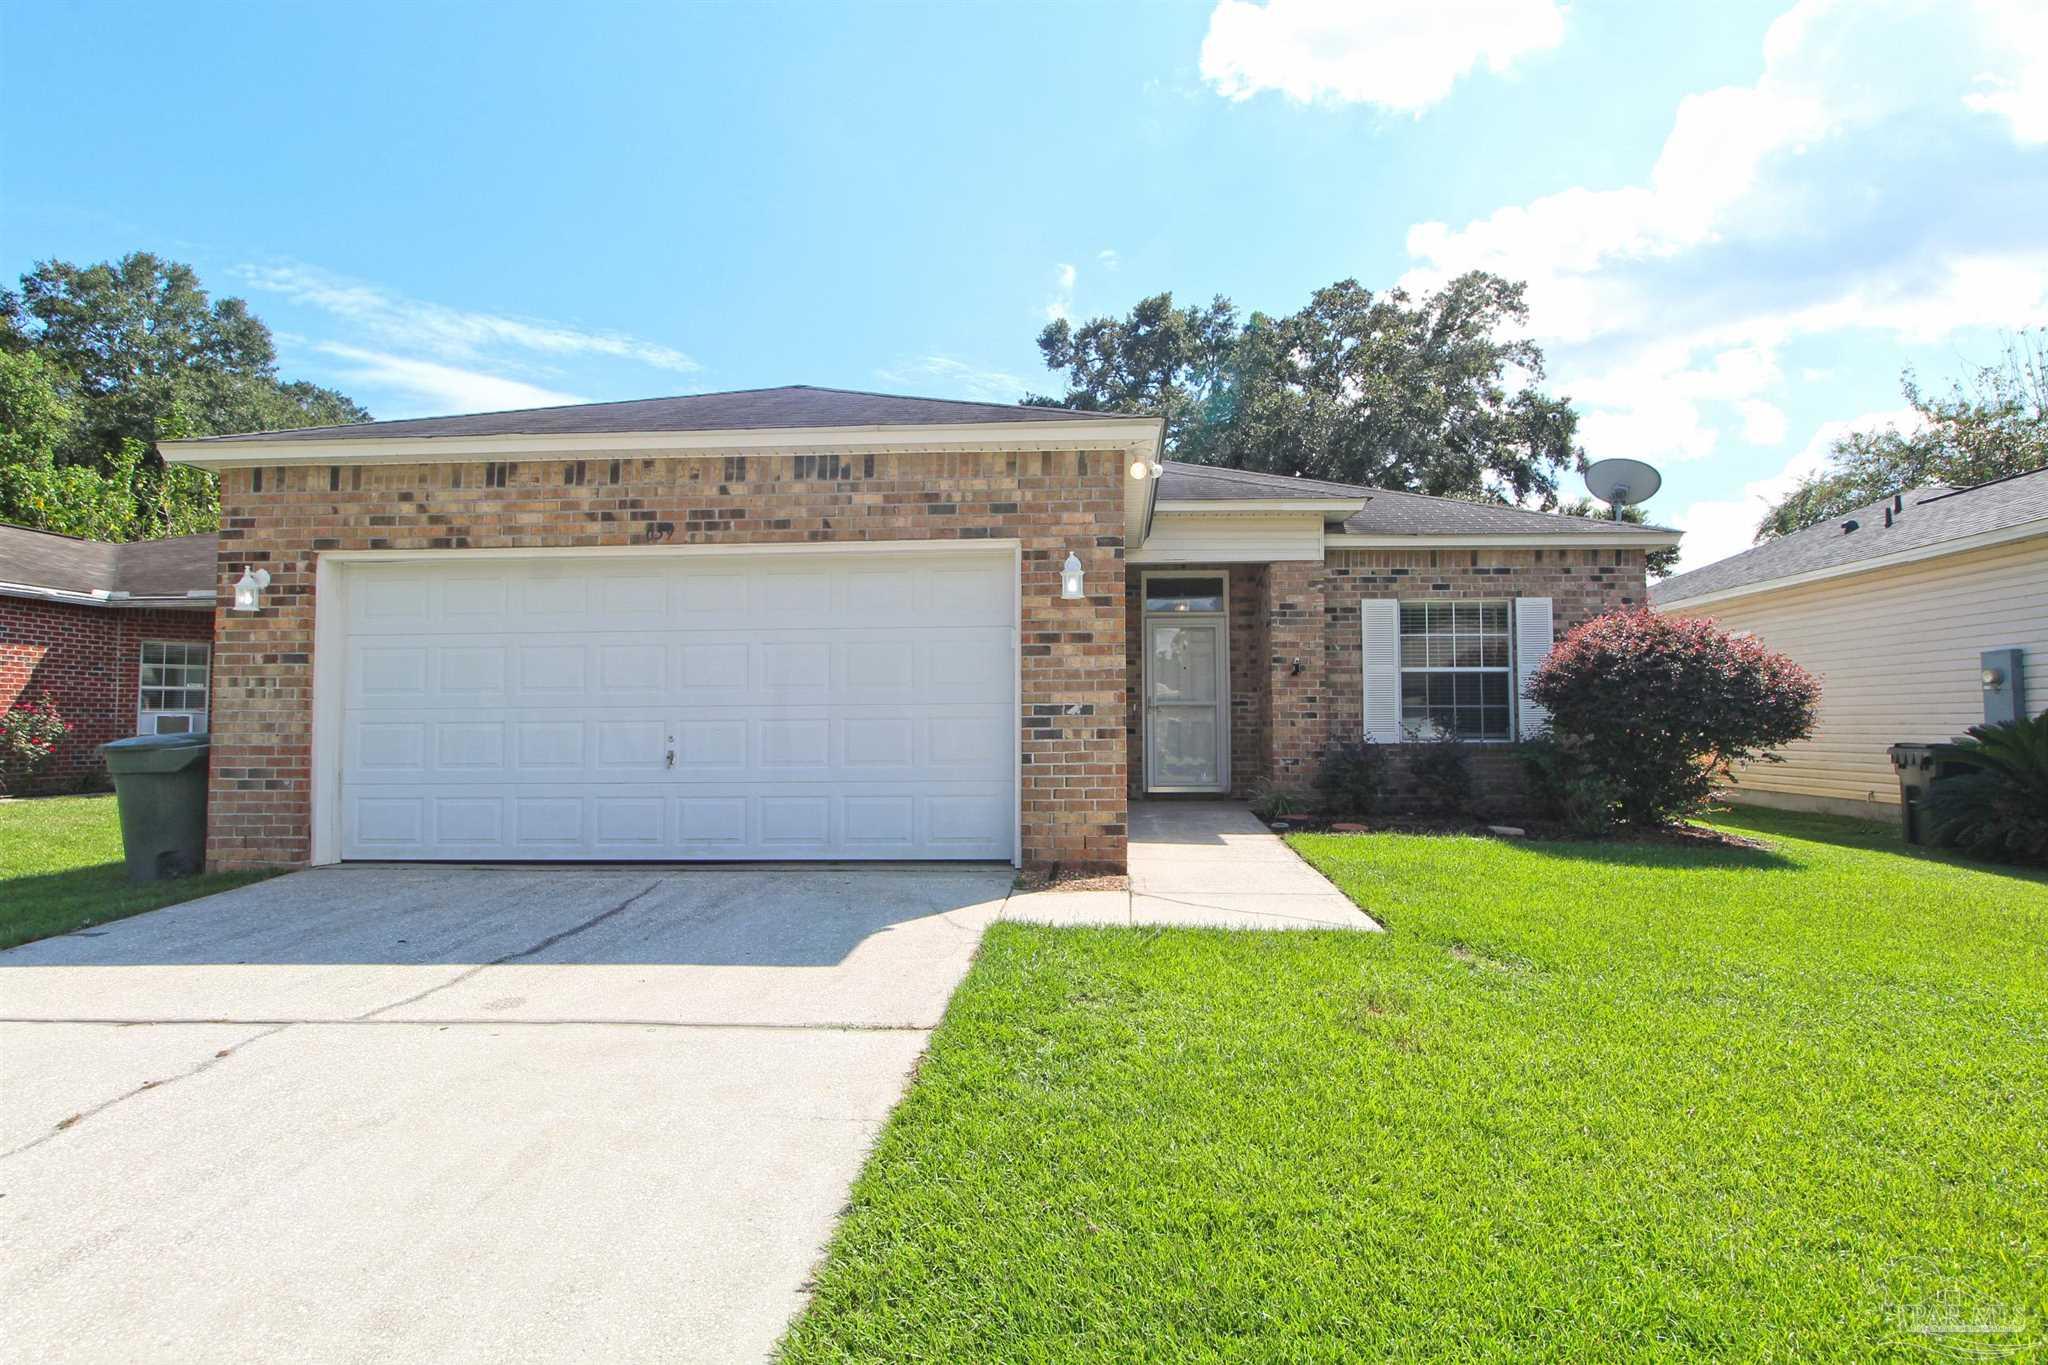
[1002,801,1381,931]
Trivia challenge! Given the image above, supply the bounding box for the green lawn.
[0,794,273,950]
[780,809,2047,1361]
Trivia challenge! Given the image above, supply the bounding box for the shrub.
[1525,608,1819,827]
[1313,739,1388,816]
[0,692,71,793]
[1408,733,1476,816]
[1516,732,1625,836]
[1924,711,2048,866]
[1248,783,1313,822]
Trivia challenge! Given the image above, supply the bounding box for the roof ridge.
[1917,461,2048,504]
[189,385,1147,444]
[0,520,97,544]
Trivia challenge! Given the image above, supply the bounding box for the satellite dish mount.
[1583,458,1663,521]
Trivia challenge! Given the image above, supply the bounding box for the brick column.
[1264,559,1327,788]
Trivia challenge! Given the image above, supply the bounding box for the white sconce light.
[1128,460,1165,480]
[1060,552,1085,600]
[231,567,271,613]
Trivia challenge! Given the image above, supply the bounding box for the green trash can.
[100,733,211,882]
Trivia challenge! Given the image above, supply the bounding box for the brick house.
[162,387,1676,873]
[0,525,218,792]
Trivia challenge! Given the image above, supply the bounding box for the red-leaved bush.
[0,691,71,794]
[1524,608,1819,828]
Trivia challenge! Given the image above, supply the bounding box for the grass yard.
[0,794,273,950]
[780,809,2047,1361]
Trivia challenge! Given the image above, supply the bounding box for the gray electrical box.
[1980,647,2026,726]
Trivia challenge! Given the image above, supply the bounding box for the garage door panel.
[338,551,1015,861]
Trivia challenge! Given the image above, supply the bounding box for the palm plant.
[1924,710,2048,866]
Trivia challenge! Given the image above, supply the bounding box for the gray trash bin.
[100,733,211,882]
[1887,741,1954,845]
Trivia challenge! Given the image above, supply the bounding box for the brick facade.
[0,597,214,792]
[1124,544,1648,811]
[206,449,1128,872]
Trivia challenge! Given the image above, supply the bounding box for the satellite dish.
[1583,458,1662,520]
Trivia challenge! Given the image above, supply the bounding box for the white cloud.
[234,262,699,374]
[309,343,585,418]
[1667,407,1922,573]
[1200,0,1565,112]
[1097,248,1122,271]
[874,355,1027,403]
[1045,262,1078,323]
[1962,0,2048,144]
[1399,0,2048,499]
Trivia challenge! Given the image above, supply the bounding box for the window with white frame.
[1398,602,1513,740]
[138,640,210,735]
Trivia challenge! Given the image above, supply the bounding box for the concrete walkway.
[1003,800,1381,931]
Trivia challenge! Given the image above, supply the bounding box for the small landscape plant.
[1523,608,1819,828]
[0,692,71,794]
[1313,738,1388,816]
[1925,710,2048,865]
[1407,733,1476,816]
[1247,783,1312,822]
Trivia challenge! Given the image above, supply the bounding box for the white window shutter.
[1361,600,1402,743]
[1514,596,1554,738]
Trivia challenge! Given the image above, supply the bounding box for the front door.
[1145,616,1227,792]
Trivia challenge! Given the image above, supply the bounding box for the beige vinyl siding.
[1663,535,2048,809]
[1129,513,1327,564]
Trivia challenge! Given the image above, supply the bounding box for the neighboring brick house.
[162,386,1677,873]
[0,525,218,792]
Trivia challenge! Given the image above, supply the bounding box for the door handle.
[665,736,676,769]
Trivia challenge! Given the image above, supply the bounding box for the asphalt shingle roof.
[0,524,216,605]
[1157,461,1672,537]
[1651,464,2048,605]
[175,386,1147,446]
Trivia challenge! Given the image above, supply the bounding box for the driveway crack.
[352,880,665,1020]
[0,1023,288,1163]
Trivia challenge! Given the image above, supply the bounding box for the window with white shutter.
[1513,597,1554,738]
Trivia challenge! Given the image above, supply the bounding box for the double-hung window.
[1398,602,1512,740]
[138,641,210,735]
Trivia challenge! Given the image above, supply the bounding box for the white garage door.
[336,549,1016,861]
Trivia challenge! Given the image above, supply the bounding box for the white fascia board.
[1651,517,2048,611]
[1326,531,1682,550]
[1155,498,1364,517]
[162,418,1166,470]
[0,581,113,607]
[0,582,213,609]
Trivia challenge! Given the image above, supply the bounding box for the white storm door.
[1145,617,1227,792]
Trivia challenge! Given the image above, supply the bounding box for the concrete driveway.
[0,864,1009,1364]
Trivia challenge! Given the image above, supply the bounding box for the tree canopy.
[1030,272,1584,508]
[0,252,368,541]
[1756,330,2046,541]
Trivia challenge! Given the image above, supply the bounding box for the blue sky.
[4,0,2044,571]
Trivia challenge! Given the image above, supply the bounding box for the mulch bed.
[1012,866,1131,893]
[1267,813,1771,851]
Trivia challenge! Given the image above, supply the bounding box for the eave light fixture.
[1128,460,1164,480]
[231,567,271,613]
[1060,553,1086,600]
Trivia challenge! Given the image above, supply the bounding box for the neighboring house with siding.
[0,524,218,791]
[1653,466,2048,819]
[160,386,1677,873]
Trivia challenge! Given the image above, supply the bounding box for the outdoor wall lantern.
[1060,553,1086,600]
[231,567,271,613]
